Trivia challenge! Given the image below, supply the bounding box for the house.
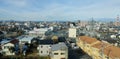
[1,43,14,55]
[0,39,19,56]
[50,43,68,59]
[10,39,19,55]
[29,27,49,37]
[77,36,120,59]
[18,35,34,44]
[37,40,53,56]
[0,39,18,56]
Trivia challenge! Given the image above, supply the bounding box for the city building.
[77,36,120,59]
[78,21,88,27]
[68,28,76,38]
[37,40,53,56]
[29,27,49,37]
[1,42,14,55]
[50,43,68,59]
[18,35,34,44]
[0,39,19,56]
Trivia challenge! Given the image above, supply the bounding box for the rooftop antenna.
[116,15,119,26]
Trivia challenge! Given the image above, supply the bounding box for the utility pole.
[115,15,119,26]
[101,42,105,59]
[99,35,105,59]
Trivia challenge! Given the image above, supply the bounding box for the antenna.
[116,15,119,26]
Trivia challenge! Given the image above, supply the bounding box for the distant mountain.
[95,18,115,22]
[0,18,116,22]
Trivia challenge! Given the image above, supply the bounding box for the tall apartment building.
[68,28,76,38]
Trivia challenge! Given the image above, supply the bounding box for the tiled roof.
[92,42,110,49]
[104,45,120,59]
[79,36,120,59]
[92,42,120,58]
[10,39,19,44]
[79,36,98,44]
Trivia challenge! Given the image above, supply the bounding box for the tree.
[52,36,58,43]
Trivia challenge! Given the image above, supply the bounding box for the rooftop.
[104,45,120,59]
[92,42,107,48]
[18,35,34,41]
[79,36,98,44]
[0,39,10,45]
[51,43,67,51]
[79,36,120,59]
[92,41,120,59]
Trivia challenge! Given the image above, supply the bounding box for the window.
[4,46,6,49]
[105,56,109,59]
[4,46,8,49]
[47,51,48,53]
[87,45,89,47]
[2,52,6,55]
[54,53,58,55]
[61,53,65,55]
[41,45,43,48]
[61,58,65,59]
[41,51,43,53]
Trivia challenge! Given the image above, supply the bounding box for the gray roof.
[51,43,68,51]
[0,39,10,45]
[17,35,34,41]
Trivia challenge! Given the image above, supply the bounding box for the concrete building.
[50,43,68,59]
[37,40,53,56]
[1,42,15,55]
[0,38,19,56]
[77,36,120,59]
[68,28,76,38]
[29,28,49,37]
[78,21,88,27]
[18,35,34,44]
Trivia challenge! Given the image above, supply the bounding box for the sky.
[0,0,120,21]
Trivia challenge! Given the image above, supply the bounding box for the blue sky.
[0,0,120,21]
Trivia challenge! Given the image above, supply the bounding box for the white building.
[68,28,76,38]
[37,40,53,56]
[50,43,68,59]
[18,35,34,44]
[49,27,54,31]
[1,43,15,55]
[29,28,49,37]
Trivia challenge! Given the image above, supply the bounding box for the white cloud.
[2,0,28,7]
[0,0,120,21]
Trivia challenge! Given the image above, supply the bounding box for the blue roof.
[0,39,10,45]
[18,35,34,41]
